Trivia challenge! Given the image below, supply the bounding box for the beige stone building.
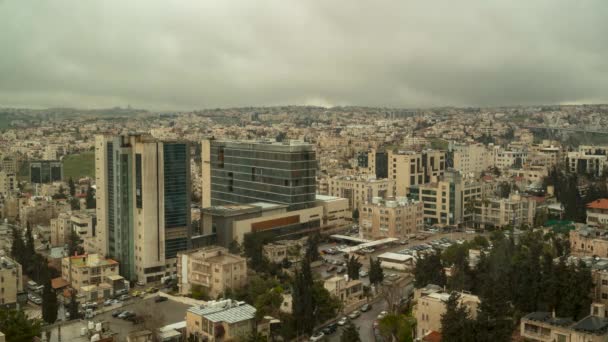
[473,193,537,229]
[323,275,363,306]
[61,254,120,297]
[450,142,493,178]
[186,299,256,342]
[314,195,350,231]
[0,256,22,308]
[409,171,483,226]
[177,246,247,299]
[0,171,16,196]
[413,286,480,339]
[567,146,608,177]
[262,239,304,264]
[388,150,446,197]
[50,210,97,248]
[360,197,423,240]
[328,176,394,211]
[569,226,608,258]
[520,303,608,342]
[587,199,608,228]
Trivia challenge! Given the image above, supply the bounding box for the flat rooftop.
[315,194,344,202]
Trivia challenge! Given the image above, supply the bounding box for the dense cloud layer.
[1,1,607,110]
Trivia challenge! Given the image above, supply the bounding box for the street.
[325,299,388,342]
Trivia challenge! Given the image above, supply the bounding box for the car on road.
[336,267,345,274]
[118,311,135,319]
[309,331,325,341]
[360,303,372,312]
[377,311,388,320]
[146,287,159,294]
[111,310,124,318]
[119,294,130,301]
[155,296,168,303]
[115,289,128,297]
[348,310,360,319]
[127,315,145,324]
[337,317,348,326]
[104,299,114,306]
[326,265,336,272]
[359,270,368,277]
[28,294,42,305]
[321,323,337,335]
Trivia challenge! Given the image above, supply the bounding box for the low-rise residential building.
[186,299,256,342]
[521,303,608,342]
[0,256,22,308]
[413,285,480,339]
[360,197,423,240]
[0,171,16,196]
[449,142,493,178]
[50,209,97,249]
[50,212,71,247]
[61,254,121,301]
[567,146,608,177]
[262,239,304,264]
[473,193,536,229]
[323,275,363,306]
[570,225,608,258]
[587,199,608,227]
[177,246,247,299]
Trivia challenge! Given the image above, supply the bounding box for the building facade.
[177,246,247,299]
[61,254,120,299]
[95,134,191,283]
[473,193,536,229]
[360,197,423,240]
[521,304,608,342]
[328,176,394,211]
[587,199,608,227]
[0,171,16,196]
[388,150,446,197]
[186,299,256,342]
[29,160,63,184]
[450,142,492,178]
[0,257,22,308]
[202,139,316,211]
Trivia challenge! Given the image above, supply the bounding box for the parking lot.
[91,297,191,341]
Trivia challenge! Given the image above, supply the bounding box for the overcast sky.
[1,1,607,110]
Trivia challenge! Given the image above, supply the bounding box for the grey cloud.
[1,0,607,110]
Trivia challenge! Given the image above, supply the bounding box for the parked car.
[359,270,368,277]
[377,311,388,320]
[309,331,325,341]
[337,317,348,326]
[348,310,360,319]
[321,323,337,335]
[104,299,114,306]
[155,296,168,303]
[336,267,345,274]
[128,315,145,324]
[326,265,336,272]
[119,311,135,319]
[111,310,124,318]
[119,294,130,301]
[360,303,372,312]
[114,289,128,297]
[146,287,159,294]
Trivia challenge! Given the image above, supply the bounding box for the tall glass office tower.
[202,139,316,211]
[95,134,191,283]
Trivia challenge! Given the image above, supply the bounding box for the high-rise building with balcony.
[95,134,191,284]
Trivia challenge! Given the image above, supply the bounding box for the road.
[325,299,387,342]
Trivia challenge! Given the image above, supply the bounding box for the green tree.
[346,255,362,280]
[378,314,413,342]
[352,208,359,222]
[85,186,96,209]
[191,285,209,300]
[305,232,321,262]
[67,229,84,256]
[228,239,242,255]
[340,321,361,342]
[441,293,476,342]
[41,277,58,324]
[25,222,35,257]
[68,177,76,197]
[413,252,446,288]
[10,226,25,266]
[311,282,342,324]
[0,308,41,342]
[243,232,269,272]
[292,256,315,337]
[67,289,80,320]
[369,257,384,286]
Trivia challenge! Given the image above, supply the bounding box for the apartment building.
[388,150,446,197]
[413,285,480,339]
[328,176,394,211]
[357,149,388,179]
[473,193,536,229]
[587,199,608,227]
[494,149,528,170]
[29,160,63,184]
[95,134,191,283]
[521,303,608,342]
[186,299,256,342]
[0,257,22,308]
[449,142,492,178]
[409,171,483,226]
[566,146,608,177]
[569,226,608,258]
[324,275,363,306]
[0,156,18,175]
[0,171,16,196]
[176,246,247,299]
[202,139,317,211]
[360,197,423,240]
[61,254,120,300]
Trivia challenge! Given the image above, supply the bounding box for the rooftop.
[188,299,256,324]
[315,194,344,202]
[587,199,608,210]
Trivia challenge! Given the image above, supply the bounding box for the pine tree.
[305,232,321,262]
[41,275,58,324]
[413,252,446,288]
[10,226,25,265]
[24,222,35,259]
[369,257,384,285]
[67,230,84,256]
[340,321,361,342]
[346,255,362,280]
[441,292,476,342]
[67,289,79,320]
[85,186,96,209]
[68,177,76,197]
[292,257,315,337]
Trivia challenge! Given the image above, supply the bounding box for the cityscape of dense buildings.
[1,104,608,341]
